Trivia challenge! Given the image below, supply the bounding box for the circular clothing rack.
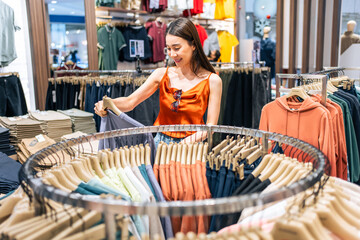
[21,125,326,239]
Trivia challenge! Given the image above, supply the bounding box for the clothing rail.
[307,67,346,76]
[275,74,328,106]
[210,61,266,66]
[21,124,325,240]
[54,69,154,77]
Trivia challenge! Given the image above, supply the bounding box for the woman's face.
[166,34,195,67]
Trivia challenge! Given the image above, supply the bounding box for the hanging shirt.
[146,164,174,239]
[0,1,20,67]
[145,21,167,63]
[153,67,211,138]
[121,26,152,61]
[97,25,126,70]
[99,111,156,164]
[203,31,220,56]
[217,31,239,62]
[195,24,208,47]
[214,0,235,20]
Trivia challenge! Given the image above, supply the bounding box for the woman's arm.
[182,73,223,143]
[94,68,166,117]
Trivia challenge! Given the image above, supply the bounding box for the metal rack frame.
[275,74,328,106]
[21,125,326,240]
[53,69,154,82]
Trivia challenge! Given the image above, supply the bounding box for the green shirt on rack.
[97,25,126,70]
[328,94,360,182]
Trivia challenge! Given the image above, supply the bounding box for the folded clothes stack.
[17,134,71,165]
[0,126,16,157]
[0,152,21,194]
[58,108,96,134]
[0,116,44,151]
[29,111,72,142]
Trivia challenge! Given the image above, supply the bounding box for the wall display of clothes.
[260,74,360,184]
[97,22,166,70]
[217,66,271,130]
[45,73,159,132]
[0,72,28,117]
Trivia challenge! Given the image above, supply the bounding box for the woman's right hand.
[94,100,108,117]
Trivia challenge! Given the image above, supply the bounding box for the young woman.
[95,18,222,145]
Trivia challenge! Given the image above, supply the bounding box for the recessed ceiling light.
[71,11,75,14]
[51,0,57,4]
[51,8,55,11]
[76,30,81,34]
[66,31,69,35]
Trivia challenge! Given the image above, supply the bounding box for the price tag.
[52,90,56,103]
[35,134,46,143]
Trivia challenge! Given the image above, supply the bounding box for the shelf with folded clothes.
[17,123,328,239]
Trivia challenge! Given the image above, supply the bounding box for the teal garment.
[74,186,97,195]
[97,25,126,70]
[0,190,14,200]
[139,164,157,200]
[328,94,360,182]
[87,178,131,201]
[0,1,20,66]
[79,182,113,195]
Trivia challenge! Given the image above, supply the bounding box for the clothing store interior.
[1,0,360,239]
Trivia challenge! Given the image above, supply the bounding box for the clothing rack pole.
[275,74,328,106]
[306,67,345,75]
[104,211,116,240]
[54,69,154,75]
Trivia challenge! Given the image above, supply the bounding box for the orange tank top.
[153,67,211,138]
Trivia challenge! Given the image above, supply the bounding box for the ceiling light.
[246,16,250,20]
[66,31,69,35]
[71,11,75,14]
[76,30,81,34]
[51,8,55,11]
[51,0,57,3]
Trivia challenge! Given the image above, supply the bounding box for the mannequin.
[340,20,360,54]
[263,26,271,39]
[260,26,276,79]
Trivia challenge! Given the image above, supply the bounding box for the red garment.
[145,21,167,63]
[56,64,84,77]
[183,0,204,16]
[195,24,208,46]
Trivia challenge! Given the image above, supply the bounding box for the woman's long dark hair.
[166,18,216,75]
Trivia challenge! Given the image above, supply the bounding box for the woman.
[95,18,222,145]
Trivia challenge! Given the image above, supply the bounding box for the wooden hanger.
[145,144,151,166]
[165,143,173,165]
[160,144,167,165]
[196,142,203,162]
[51,169,78,191]
[134,145,141,166]
[171,143,178,163]
[105,150,115,169]
[140,144,145,165]
[191,143,198,165]
[89,156,106,178]
[186,144,193,165]
[130,147,137,167]
[103,96,122,116]
[52,211,102,240]
[70,161,92,182]
[100,152,111,170]
[286,87,310,100]
[119,148,128,167]
[176,143,182,163]
[43,172,72,192]
[113,149,122,169]
[154,142,163,165]
[181,143,188,165]
[212,138,230,156]
[258,154,283,181]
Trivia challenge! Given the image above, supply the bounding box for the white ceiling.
[46,0,85,16]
